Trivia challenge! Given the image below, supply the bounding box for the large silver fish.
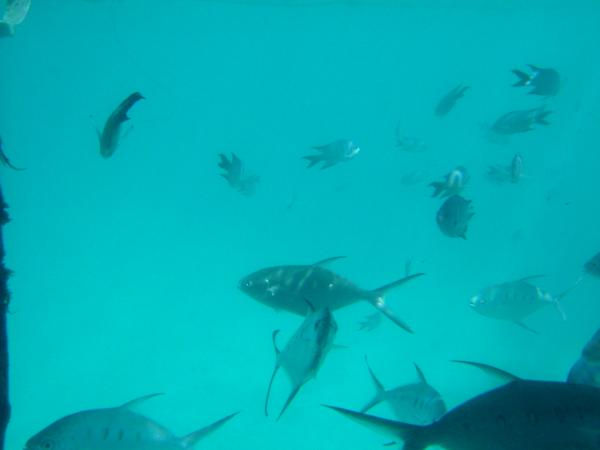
[25,394,237,450]
[361,357,446,425]
[239,256,424,333]
[326,379,600,450]
[469,275,579,332]
[98,92,144,158]
[568,329,600,387]
[265,306,337,419]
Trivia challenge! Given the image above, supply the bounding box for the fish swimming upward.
[239,256,424,333]
[360,357,446,425]
[326,378,600,450]
[25,393,238,450]
[265,306,337,419]
[98,92,145,158]
[435,84,469,117]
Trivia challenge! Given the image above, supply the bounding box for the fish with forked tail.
[239,256,424,333]
[303,139,360,169]
[429,166,469,198]
[265,305,337,419]
[490,107,552,135]
[512,65,560,96]
[98,92,144,158]
[25,393,237,450]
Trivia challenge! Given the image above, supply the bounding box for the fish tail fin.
[553,276,584,320]
[302,154,322,168]
[361,356,386,413]
[512,69,531,87]
[535,109,552,125]
[180,412,239,449]
[429,181,444,197]
[367,273,425,333]
[324,405,429,450]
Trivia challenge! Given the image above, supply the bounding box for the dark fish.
[429,166,469,198]
[303,139,360,169]
[217,153,260,196]
[584,252,600,278]
[0,136,25,170]
[469,275,580,332]
[512,65,560,96]
[239,256,424,333]
[25,393,237,450]
[486,153,523,185]
[361,357,446,425]
[435,195,473,239]
[491,108,551,135]
[568,329,600,387]
[326,379,600,450]
[435,84,469,117]
[98,92,144,158]
[265,306,337,419]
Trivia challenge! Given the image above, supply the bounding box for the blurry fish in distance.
[490,107,551,136]
[0,0,30,37]
[239,256,424,333]
[98,92,144,158]
[429,166,469,198]
[303,139,360,169]
[395,124,427,153]
[400,169,428,187]
[435,195,473,239]
[435,84,469,117]
[512,65,560,96]
[486,153,523,185]
[361,357,446,425]
[25,393,238,450]
[584,252,600,278]
[217,153,260,196]
[0,136,25,170]
[265,305,337,419]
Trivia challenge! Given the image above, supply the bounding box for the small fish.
[217,153,260,196]
[0,0,31,37]
[435,84,469,117]
[325,379,600,450]
[490,107,552,135]
[0,136,25,170]
[400,169,428,187]
[568,329,600,387]
[361,357,446,425]
[98,92,144,158]
[584,252,600,278]
[265,305,337,419]
[25,394,237,450]
[486,153,523,185]
[429,166,469,198]
[395,125,427,152]
[512,65,560,96]
[469,275,580,332]
[303,139,360,169]
[239,256,424,333]
[435,195,473,239]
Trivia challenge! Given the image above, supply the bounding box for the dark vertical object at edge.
[0,183,10,450]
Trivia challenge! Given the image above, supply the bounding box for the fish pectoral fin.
[264,363,280,417]
[451,360,521,383]
[180,412,239,448]
[369,297,414,334]
[514,320,539,334]
[413,363,428,384]
[119,392,164,410]
[312,256,346,266]
[517,274,546,283]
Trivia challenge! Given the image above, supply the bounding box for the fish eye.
[40,440,54,450]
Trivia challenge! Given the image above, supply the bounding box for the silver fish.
[568,329,600,387]
[512,65,560,97]
[303,139,360,169]
[239,256,424,333]
[25,394,237,450]
[469,275,580,332]
[435,84,469,117]
[326,379,600,450]
[361,357,446,425]
[264,306,337,419]
[98,92,144,158]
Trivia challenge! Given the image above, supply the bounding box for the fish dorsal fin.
[413,363,427,383]
[364,356,385,392]
[180,412,238,449]
[514,320,539,334]
[312,256,346,266]
[360,356,386,413]
[517,274,545,283]
[452,360,521,383]
[272,329,281,356]
[119,393,164,410]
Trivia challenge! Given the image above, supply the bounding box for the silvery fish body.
[302,139,360,169]
[25,395,237,450]
[239,257,423,333]
[328,379,600,450]
[265,307,338,418]
[361,360,446,425]
[568,329,600,387]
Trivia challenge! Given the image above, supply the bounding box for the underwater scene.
[2,0,600,449]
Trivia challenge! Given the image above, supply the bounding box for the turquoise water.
[2,1,600,449]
